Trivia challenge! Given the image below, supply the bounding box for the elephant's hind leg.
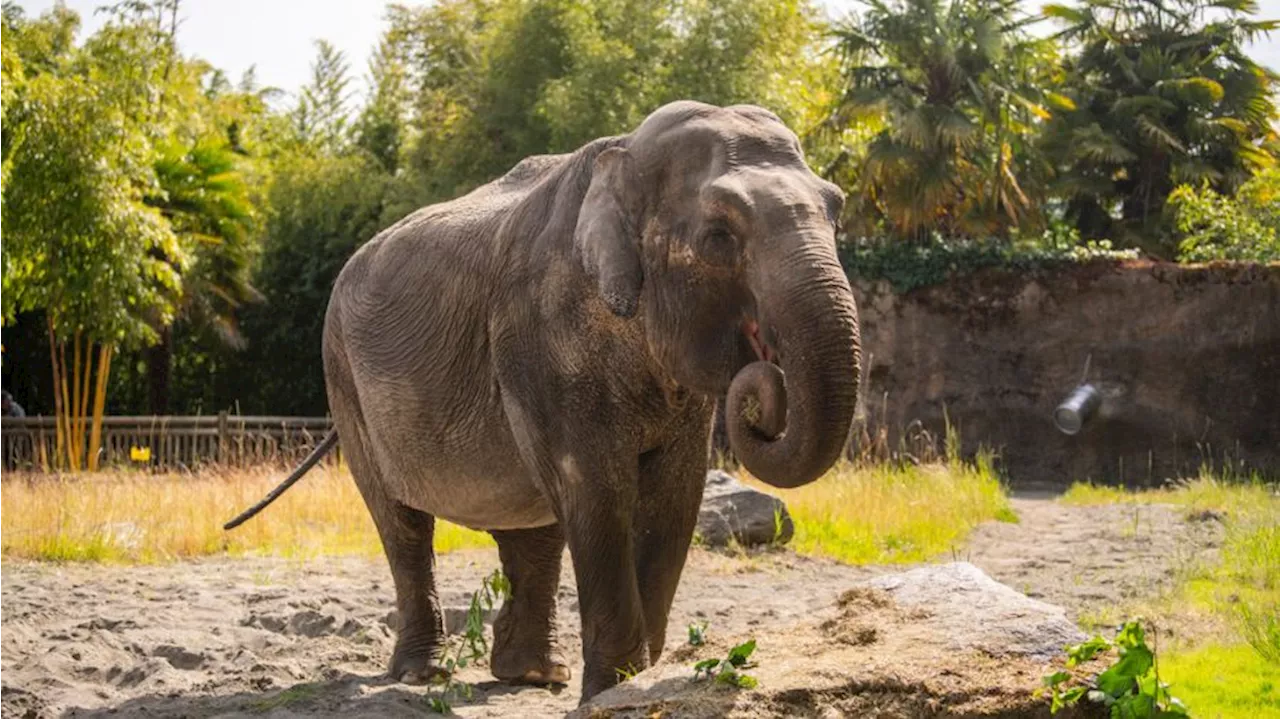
[374,497,446,684]
[490,525,571,685]
[338,415,446,683]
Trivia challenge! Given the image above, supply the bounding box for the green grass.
[1060,469,1276,518]
[748,452,1015,564]
[1061,471,1280,717]
[1160,643,1280,719]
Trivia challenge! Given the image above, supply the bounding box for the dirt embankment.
[1,498,1218,718]
[852,261,1280,487]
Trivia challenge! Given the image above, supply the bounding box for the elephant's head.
[574,101,861,489]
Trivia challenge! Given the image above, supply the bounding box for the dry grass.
[3,452,1015,567]
[746,452,1017,565]
[1,464,493,563]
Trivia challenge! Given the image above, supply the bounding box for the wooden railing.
[0,415,333,471]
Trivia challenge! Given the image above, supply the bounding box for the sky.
[13,0,1280,105]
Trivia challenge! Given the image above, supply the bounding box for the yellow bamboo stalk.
[87,344,113,472]
[61,344,76,470]
[78,340,94,468]
[46,318,67,470]
[71,331,84,469]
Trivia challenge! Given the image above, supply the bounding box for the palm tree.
[826,0,1053,241]
[1040,0,1279,254]
[145,138,258,414]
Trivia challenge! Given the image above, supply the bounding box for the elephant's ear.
[574,146,643,318]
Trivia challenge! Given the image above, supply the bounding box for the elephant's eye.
[700,227,739,265]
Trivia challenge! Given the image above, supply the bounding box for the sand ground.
[1,497,1220,718]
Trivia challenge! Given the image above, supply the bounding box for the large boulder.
[573,562,1093,719]
[697,470,794,548]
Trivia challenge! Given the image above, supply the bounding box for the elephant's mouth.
[740,317,778,364]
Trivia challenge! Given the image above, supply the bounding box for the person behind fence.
[2,390,26,417]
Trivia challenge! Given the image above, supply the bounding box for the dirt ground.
[1,497,1221,718]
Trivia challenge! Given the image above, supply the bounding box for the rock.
[697,470,793,548]
[863,561,1086,661]
[574,562,1091,719]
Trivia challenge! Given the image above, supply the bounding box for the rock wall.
[852,261,1280,487]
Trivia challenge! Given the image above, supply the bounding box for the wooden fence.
[1,415,333,471]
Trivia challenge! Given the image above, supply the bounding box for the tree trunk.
[148,325,172,416]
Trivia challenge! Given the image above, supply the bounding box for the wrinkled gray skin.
[322,101,861,702]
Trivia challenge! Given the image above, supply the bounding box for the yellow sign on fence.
[129,446,152,463]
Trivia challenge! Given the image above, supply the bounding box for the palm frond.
[1136,115,1187,152]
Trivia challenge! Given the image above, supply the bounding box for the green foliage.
[1039,0,1279,255]
[1045,620,1190,717]
[840,230,1138,292]
[426,569,512,714]
[389,0,836,205]
[291,40,354,155]
[826,0,1056,241]
[691,639,758,690]
[1167,168,1280,263]
[3,75,179,345]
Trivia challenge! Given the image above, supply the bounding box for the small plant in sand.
[425,569,512,714]
[1045,619,1189,717]
[692,639,758,689]
[687,620,708,647]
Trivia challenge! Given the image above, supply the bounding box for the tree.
[355,32,411,172]
[2,72,181,468]
[2,5,183,469]
[292,40,354,154]
[144,138,258,414]
[1041,0,1279,255]
[826,0,1055,241]
[387,0,838,207]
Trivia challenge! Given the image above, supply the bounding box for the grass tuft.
[1,465,494,563]
[1160,643,1280,719]
[746,451,1013,564]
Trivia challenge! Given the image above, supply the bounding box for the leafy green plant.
[1045,620,1189,717]
[426,569,512,714]
[1167,169,1280,263]
[692,639,758,690]
[840,233,1138,293]
[688,620,708,647]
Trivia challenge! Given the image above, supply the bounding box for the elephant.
[225,100,862,703]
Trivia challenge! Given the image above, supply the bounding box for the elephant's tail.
[222,431,340,530]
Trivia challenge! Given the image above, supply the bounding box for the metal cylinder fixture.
[1054,384,1102,435]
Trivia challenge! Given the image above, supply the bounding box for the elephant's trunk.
[726,244,861,489]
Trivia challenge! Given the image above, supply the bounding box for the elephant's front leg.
[562,476,649,700]
[634,406,713,661]
[489,524,571,685]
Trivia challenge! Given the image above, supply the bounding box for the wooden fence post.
[217,411,229,464]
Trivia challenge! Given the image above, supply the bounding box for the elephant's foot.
[491,640,571,685]
[389,639,448,685]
